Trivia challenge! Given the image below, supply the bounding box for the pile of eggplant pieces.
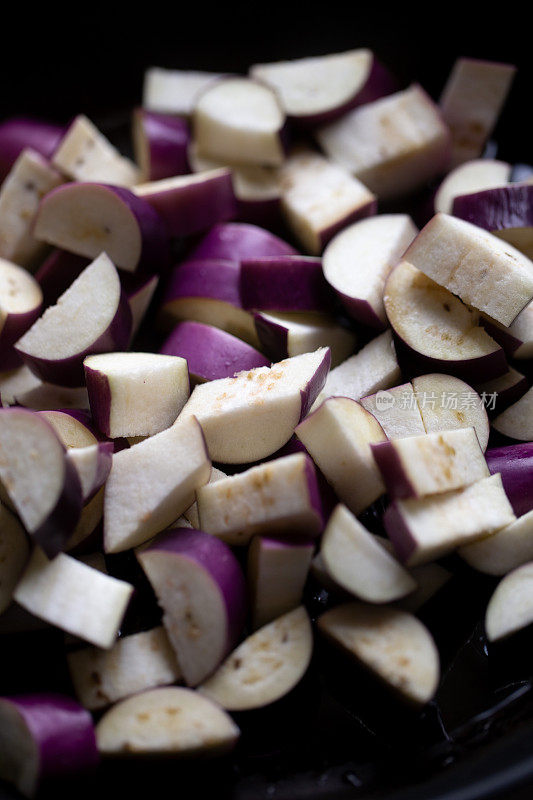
[0,50,532,797]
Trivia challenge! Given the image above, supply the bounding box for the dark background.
[1,7,531,164]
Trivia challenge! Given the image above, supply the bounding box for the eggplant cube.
[384,473,516,566]
[84,351,189,438]
[296,396,386,515]
[104,415,211,553]
[197,453,324,544]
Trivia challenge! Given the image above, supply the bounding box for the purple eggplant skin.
[34,250,90,309]
[392,333,509,384]
[480,318,523,358]
[160,320,269,383]
[287,55,398,128]
[475,373,529,417]
[0,693,99,793]
[0,407,83,557]
[141,527,247,655]
[329,286,385,330]
[0,303,43,352]
[33,451,83,557]
[0,306,43,371]
[158,258,254,338]
[0,118,64,180]
[382,502,417,564]
[303,454,326,532]
[87,442,114,500]
[240,257,332,313]
[83,364,112,438]
[66,439,113,503]
[371,440,416,499]
[299,347,331,420]
[162,258,242,307]
[253,313,291,361]
[315,196,378,257]
[134,109,190,180]
[137,171,237,239]
[103,185,170,273]
[15,292,133,388]
[34,183,170,275]
[452,184,533,233]
[486,443,533,517]
[188,222,298,262]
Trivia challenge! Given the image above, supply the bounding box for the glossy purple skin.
[371,440,416,499]
[0,305,43,370]
[35,183,169,274]
[0,408,83,557]
[34,250,90,309]
[240,256,331,312]
[253,313,291,360]
[493,374,529,413]
[33,450,82,557]
[142,527,247,657]
[334,287,386,330]
[480,318,523,357]
[90,442,113,499]
[135,110,190,180]
[83,365,112,437]
[317,196,378,255]
[160,320,269,383]
[392,332,508,383]
[0,118,64,180]
[103,185,170,272]
[162,258,241,307]
[290,54,398,128]
[138,171,237,238]
[302,454,326,533]
[383,502,417,564]
[299,347,331,419]
[188,222,298,262]
[475,372,529,416]
[0,693,99,786]
[486,443,533,517]
[15,290,133,388]
[452,184,533,233]
[71,440,113,503]
[254,311,355,364]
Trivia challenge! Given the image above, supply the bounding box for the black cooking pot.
[1,8,532,799]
